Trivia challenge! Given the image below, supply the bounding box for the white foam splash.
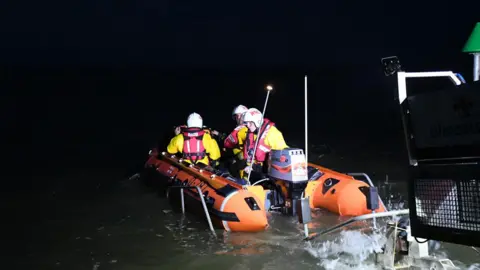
[450,261,480,270]
[467,263,480,270]
[305,230,387,270]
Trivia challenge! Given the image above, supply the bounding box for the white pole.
[304,76,308,164]
[246,87,273,185]
[261,90,271,119]
[474,53,480,82]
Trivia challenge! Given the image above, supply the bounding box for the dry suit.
[167,127,221,166]
[238,118,288,179]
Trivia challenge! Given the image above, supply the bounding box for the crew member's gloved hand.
[210,130,227,141]
[174,126,182,135]
[210,160,220,168]
[244,165,253,174]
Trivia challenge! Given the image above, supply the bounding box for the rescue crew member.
[223,105,249,177]
[224,104,249,157]
[232,104,248,126]
[167,112,221,167]
[240,108,288,178]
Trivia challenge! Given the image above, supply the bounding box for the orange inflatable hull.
[304,164,386,216]
[144,149,269,232]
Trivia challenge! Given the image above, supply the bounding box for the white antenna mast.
[245,84,274,185]
[304,75,308,165]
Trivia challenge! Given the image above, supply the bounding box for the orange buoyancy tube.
[304,164,386,216]
[147,150,269,232]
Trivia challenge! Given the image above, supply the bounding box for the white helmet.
[243,108,263,129]
[232,105,248,117]
[187,112,203,128]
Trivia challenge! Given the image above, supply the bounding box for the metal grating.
[458,179,480,224]
[413,178,480,238]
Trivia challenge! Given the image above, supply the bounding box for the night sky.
[1,1,479,190]
[1,1,478,67]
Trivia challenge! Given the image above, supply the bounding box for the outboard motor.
[267,148,309,216]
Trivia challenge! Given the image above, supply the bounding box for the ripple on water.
[14,175,480,270]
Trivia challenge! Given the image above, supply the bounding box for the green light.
[463,22,480,53]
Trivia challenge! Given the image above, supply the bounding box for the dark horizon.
[2,0,478,199]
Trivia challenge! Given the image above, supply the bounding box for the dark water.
[3,68,479,269]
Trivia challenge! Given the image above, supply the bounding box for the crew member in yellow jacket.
[224,104,249,158]
[237,108,288,179]
[167,112,221,167]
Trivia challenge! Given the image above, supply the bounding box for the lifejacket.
[224,124,246,149]
[243,119,274,163]
[176,125,211,135]
[182,127,207,164]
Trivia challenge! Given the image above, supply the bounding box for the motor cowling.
[267,148,309,215]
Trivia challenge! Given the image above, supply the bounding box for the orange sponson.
[304,163,386,216]
[144,149,269,232]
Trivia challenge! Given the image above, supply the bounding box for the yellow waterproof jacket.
[263,126,288,151]
[224,125,249,157]
[237,125,288,179]
[234,126,248,155]
[167,132,221,166]
[237,125,289,163]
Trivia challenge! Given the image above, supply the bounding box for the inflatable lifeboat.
[263,149,386,217]
[304,164,387,216]
[144,148,269,232]
[143,147,386,232]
